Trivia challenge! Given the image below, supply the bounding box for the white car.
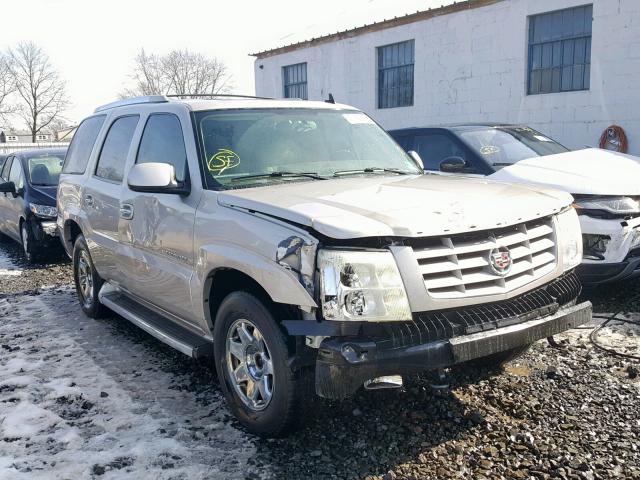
[389,125,640,283]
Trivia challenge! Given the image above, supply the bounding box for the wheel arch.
[204,267,302,330]
[62,218,83,256]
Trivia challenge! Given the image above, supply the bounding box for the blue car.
[0,148,67,262]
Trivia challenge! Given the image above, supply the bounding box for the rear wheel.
[213,292,312,437]
[20,221,38,263]
[73,235,105,318]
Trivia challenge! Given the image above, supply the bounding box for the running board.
[99,291,213,359]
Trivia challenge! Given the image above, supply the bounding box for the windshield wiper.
[230,171,327,182]
[333,167,414,177]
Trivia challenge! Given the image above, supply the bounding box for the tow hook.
[363,375,403,390]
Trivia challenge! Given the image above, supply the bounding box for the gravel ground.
[0,240,639,479]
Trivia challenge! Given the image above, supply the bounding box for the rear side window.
[136,114,187,182]
[95,115,139,182]
[62,115,106,174]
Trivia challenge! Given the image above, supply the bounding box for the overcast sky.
[2,0,450,126]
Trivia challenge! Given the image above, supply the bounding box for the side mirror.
[127,163,189,195]
[0,181,16,194]
[408,150,424,170]
[439,156,467,173]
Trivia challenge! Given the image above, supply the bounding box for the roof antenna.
[325,93,335,104]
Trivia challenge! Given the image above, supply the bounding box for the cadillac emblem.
[489,247,512,275]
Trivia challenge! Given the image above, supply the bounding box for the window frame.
[94,114,140,184]
[527,5,593,95]
[134,112,190,184]
[282,62,308,100]
[377,39,415,109]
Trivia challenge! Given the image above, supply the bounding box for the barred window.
[283,63,308,100]
[528,5,592,95]
[377,40,414,109]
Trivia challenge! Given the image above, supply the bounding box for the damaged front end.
[574,196,640,283]
[276,235,317,298]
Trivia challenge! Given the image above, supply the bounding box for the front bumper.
[314,300,591,399]
[577,256,640,284]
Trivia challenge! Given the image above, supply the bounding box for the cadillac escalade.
[57,96,592,436]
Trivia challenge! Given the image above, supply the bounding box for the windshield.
[195,108,420,188]
[27,153,65,186]
[457,126,569,169]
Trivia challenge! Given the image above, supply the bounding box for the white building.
[1,131,53,143]
[253,0,640,154]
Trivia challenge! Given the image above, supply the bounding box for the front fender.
[195,242,318,311]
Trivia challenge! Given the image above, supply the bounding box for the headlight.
[573,196,640,216]
[318,249,411,322]
[29,203,57,218]
[556,208,583,271]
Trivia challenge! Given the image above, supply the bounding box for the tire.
[468,344,532,369]
[213,292,312,437]
[20,220,40,263]
[72,234,105,318]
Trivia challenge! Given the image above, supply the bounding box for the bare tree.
[0,53,16,123]
[8,42,69,142]
[122,48,232,98]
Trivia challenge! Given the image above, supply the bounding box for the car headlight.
[556,208,583,271]
[573,196,640,216]
[318,249,411,322]
[29,203,57,219]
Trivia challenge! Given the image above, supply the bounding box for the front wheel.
[20,221,38,263]
[213,292,312,437]
[73,235,105,318]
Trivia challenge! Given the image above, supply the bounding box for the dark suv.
[0,148,66,262]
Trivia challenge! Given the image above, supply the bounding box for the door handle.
[84,194,94,207]
[119,203,134,220]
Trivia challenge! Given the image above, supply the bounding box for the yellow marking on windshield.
[208,149,240,175]
[479,145,500,155]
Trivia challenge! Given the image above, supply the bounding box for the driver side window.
[8,157,24,189]
[136,114,187,182]
[1,157,12,181]
[413,133,471,172]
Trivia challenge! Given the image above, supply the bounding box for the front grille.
[377,272,581,350]
[412,216,557,299]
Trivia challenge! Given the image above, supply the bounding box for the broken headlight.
[573,196,640,217]
[318,249,411,322]
[556,208,583,271]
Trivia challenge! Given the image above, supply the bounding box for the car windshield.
[27,153,65,186]
[457,126,569,169]
[195,108,421,188]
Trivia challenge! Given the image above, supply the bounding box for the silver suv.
[57,95,592,436]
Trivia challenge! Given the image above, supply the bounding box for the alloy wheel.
[225,318,274,411]
[77,250,94,307]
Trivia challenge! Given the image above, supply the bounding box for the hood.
[28,185,57,206]
[490,148,640,196]
[217,175,572,239]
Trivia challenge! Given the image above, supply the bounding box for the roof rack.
[94,95,168,113]
[165,93,274,100]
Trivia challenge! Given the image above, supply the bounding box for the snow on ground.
[0,288,271,480]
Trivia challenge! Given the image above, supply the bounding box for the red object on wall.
[599,125,628,153]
